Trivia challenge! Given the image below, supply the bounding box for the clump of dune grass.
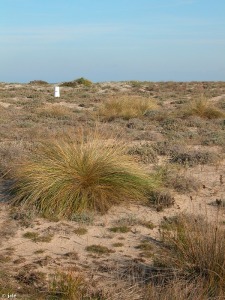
[98,96,157,120]
[36,104,72,119]
[183,97,225,119]
[154,214,225,297]
[10,133,156,218]
[49,270,104,300]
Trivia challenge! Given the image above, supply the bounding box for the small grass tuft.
[112,242,124,247]
[23,231,53,243]
[85,244,114,255]
[109,226,131,233]
[73,227,88,235]
[23,231,39,240]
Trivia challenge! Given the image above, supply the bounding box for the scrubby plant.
[10,133,156,218]
[127,143,158,164]
[170,149,219,166]
[154,214,225,297]
[98,96,157,120]
[182,97,225,119]
[148,189,175,211]
[61,77,92,87]
[29,80,49,85]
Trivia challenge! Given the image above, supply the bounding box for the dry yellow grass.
[36,104,72,119]
[183,97,225,119]
[98,95,158,120]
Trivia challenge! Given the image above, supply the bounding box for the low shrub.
[127,143,158,164]
[28,80,49,85]
[61,77,92,87]
[170,149,219,166]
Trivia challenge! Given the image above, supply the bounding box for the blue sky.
[0,0,225,83]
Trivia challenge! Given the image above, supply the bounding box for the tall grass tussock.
[183,97,225,119]
[10,132,155,218]
[98,96,157,120]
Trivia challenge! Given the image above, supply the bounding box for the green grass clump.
[23,231,53,242]
[98,96,157,120]
[73,227,88,235]
[85,244,114,255]
[10,134,155,218]
[23,231,39,240]
[109,226,130,233]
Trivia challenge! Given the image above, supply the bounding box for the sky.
[0,0,225,83]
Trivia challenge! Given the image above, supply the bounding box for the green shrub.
[61,77,92,87]
[29,80,49,85]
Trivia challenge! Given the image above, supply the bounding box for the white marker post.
[54,86,60,97]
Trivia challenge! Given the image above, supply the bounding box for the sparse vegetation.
[0,81,225,299]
